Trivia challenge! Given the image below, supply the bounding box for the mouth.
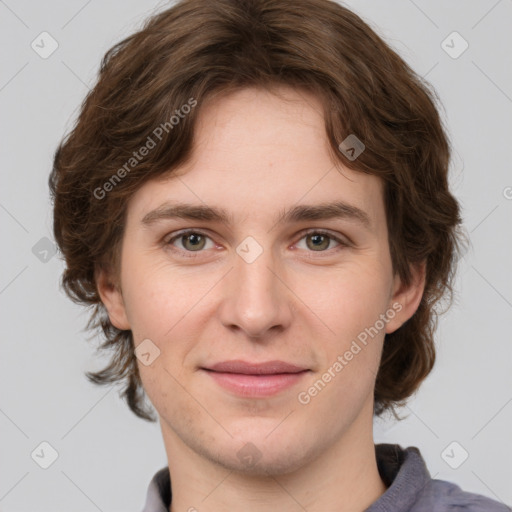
[201,360,310,397]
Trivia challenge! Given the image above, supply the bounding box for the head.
[50,0,466,474]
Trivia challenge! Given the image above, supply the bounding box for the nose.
[217,243,294,340]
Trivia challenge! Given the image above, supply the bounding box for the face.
[99,86,424,475]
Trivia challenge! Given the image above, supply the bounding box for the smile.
[201,360,310,397]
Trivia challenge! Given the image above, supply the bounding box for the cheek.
[292,259,392,337]
[139,359,208,430]
[290,259,390,409]
[121,257,206,340]
[124,263,218,388]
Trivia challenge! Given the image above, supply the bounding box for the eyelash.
[164,229,349,259]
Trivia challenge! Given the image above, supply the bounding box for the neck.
[163,407,387,511]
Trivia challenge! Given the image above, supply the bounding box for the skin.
[98,86,425,511]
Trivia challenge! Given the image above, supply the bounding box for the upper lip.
[204,360,308,375]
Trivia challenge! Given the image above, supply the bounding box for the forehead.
[191,86,329,161]
[128,86,385,233]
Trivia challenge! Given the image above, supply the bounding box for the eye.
[295,230,346,252]
[164,228,348,258]
[166,230,215,253]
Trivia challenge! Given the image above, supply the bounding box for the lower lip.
[204,370,308,397]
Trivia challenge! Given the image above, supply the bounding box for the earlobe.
[385,261,426,334]
[95,267,131,330]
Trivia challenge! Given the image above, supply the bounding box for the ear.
[385,260,426,334]
[95,266,131,330]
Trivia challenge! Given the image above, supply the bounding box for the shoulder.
[372,444,510,512]
[416,478,510,511]
[141,466,171,512]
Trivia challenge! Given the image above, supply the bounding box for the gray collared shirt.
[141,443,510,511]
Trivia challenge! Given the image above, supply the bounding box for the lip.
[207,360,307,375]
[202,360,309,397]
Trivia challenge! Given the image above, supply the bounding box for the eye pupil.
[183,233,205,251]
[307,234,330,251]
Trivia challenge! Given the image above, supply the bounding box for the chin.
[214,443,314,477]
[198,427,317,477]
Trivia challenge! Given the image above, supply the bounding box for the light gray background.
[1,0,511,510]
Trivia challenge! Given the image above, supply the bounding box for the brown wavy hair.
[49,0,468,421]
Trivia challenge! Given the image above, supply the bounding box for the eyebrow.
[141,200,372,229]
